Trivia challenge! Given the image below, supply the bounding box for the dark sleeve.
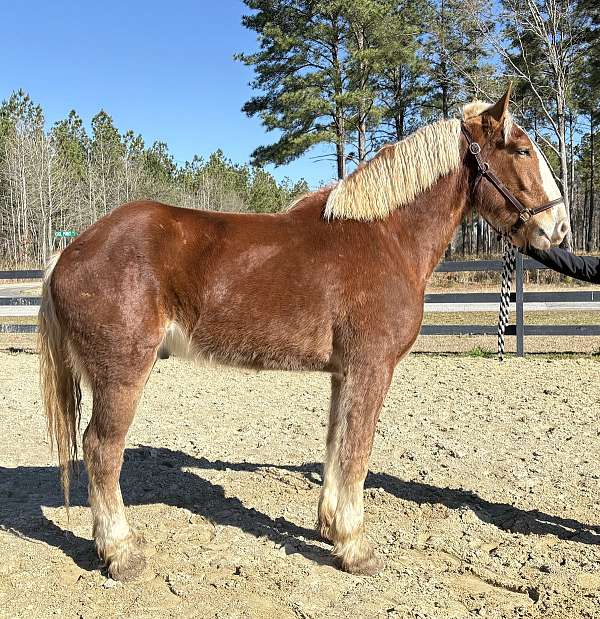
[525,247,600,284]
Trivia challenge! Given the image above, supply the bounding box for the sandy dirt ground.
[1,349,600,619]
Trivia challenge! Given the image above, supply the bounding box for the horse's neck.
[388,166,470,282]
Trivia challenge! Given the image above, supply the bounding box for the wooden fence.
[1,256,599,356]
[426,254,600,355]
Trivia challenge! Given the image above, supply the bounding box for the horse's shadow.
[1,446,599,574]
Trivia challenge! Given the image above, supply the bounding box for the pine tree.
[122,130,145,202]
[91,110,125,216]
[343,0,385,162]
[51,110,89,181]
[238,0,355,179]
[369,0,427,141]
[421,0,492,120]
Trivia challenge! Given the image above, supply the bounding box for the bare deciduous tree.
[471,0,589,248]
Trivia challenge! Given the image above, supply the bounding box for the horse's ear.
[482,83,512,135]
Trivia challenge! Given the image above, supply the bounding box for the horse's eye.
[516,148,531,157]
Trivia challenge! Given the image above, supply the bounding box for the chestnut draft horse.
[39,88,568,581]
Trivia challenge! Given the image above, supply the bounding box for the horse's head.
[463,86,569,250]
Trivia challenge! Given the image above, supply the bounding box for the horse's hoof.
[108,550,147,582]
[341,552,384,576]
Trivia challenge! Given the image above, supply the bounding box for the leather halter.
[461,122,564,232]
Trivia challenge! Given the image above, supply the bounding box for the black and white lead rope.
[497,237,518,361]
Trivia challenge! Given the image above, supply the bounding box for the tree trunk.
[357,119,366,162]
[394,114,403,141]
[336,137,346,179]
[556,97,572,249]
[394,69,405,141]
[476,217,482,256]
[355,27,367,163]
[440,0,449,120]
[568,111,575,214]
[332,26,346,180]
[587,113,595,252]
[583,187,589,250]
[441,81,449,120]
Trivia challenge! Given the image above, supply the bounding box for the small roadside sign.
[54,230,78,238]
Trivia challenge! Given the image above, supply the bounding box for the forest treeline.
[0,92,308,267]
[239,0,599,255]
[1,0,599,267]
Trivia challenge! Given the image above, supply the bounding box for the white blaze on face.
[526,132,567,236]
[530,141,562,204]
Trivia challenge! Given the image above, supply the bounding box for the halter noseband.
[461,122,564,232]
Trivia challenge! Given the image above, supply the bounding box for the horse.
[38,87,569,581]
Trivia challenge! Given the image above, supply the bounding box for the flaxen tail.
[38,253,82,508]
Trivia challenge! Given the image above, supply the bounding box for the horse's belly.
[163,309,334,371]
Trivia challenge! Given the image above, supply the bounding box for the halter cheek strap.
[461,122,564,231]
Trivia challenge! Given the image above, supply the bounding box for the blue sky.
[2,0,332,187]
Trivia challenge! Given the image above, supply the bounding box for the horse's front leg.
[323,361,393,575]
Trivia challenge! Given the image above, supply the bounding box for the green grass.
[465,345,495,358]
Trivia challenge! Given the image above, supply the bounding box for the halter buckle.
[518,210,532,223]
[469,142,481,155]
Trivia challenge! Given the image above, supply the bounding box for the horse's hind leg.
[318,374,342,539]
[83,364,154,581]
[327,361,393,575]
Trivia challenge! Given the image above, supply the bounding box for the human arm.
[525,247,600,284]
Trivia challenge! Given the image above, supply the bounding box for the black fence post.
[516,252,525,357]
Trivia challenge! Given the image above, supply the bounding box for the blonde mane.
[324,101,514,221]
[323,119,461,220]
